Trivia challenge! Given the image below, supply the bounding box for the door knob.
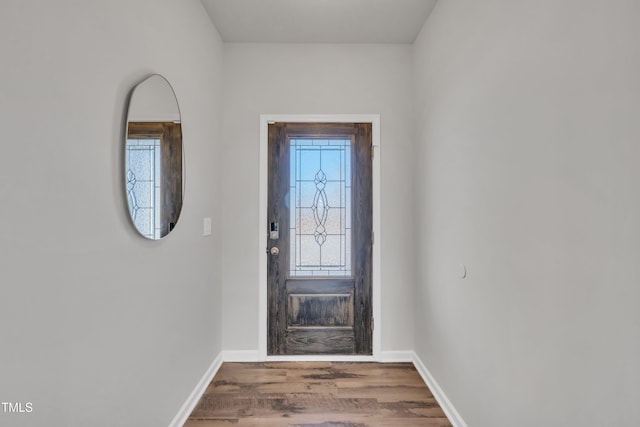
[270,247,280,255]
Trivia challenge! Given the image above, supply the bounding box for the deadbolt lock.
[270,222,279,240]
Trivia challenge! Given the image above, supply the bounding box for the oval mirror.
[125,74,183,239]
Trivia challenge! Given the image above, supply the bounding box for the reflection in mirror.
[125,74,183,239]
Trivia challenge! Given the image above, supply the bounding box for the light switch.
[203,217,212,236]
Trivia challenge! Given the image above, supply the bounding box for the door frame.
[258,114,381,361]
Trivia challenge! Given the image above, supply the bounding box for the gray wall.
[0,1,224,426]
[220,43,416,353]
[413,0,640,425]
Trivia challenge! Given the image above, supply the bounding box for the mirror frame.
[124,74,184,240]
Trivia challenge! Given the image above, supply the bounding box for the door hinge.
[371,146,375,159]
[372,317,374,331]
[372,231,374,245]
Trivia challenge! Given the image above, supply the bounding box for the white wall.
[6,1,639,425]
[127,75,181,122]
[221,43,416,354]
[0,1,224,426]
[413,0,640,426]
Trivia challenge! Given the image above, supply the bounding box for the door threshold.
[264,355,376,362]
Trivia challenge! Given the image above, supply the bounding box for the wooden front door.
[267,122,373,355]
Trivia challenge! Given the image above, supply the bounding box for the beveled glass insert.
[290,139,352,277]
[126,138,161,239]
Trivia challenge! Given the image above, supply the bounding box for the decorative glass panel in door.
[126,138,162,239]
[289,139,352,277]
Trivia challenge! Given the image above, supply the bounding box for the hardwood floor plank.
[337,385,432,401]
[184,362,452,427]
[186,417,452,427]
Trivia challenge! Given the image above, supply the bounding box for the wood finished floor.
[184,362,453,427]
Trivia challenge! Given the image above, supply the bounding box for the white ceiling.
[201,0,438,44]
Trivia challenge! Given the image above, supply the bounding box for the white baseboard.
[222,350,261,362]
[168,352,223,427]
[412,352,468,427]
[222,350,414,363]
[378,350,414,362]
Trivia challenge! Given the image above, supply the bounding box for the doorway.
[267,122,373,355]
[259,115,381,359]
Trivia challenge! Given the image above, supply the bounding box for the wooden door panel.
[287,293,354,327]
[286,279,355,329]
[285,329,355,355]
[351,123,373,354]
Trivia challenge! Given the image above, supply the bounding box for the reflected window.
[126,138,161,239]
